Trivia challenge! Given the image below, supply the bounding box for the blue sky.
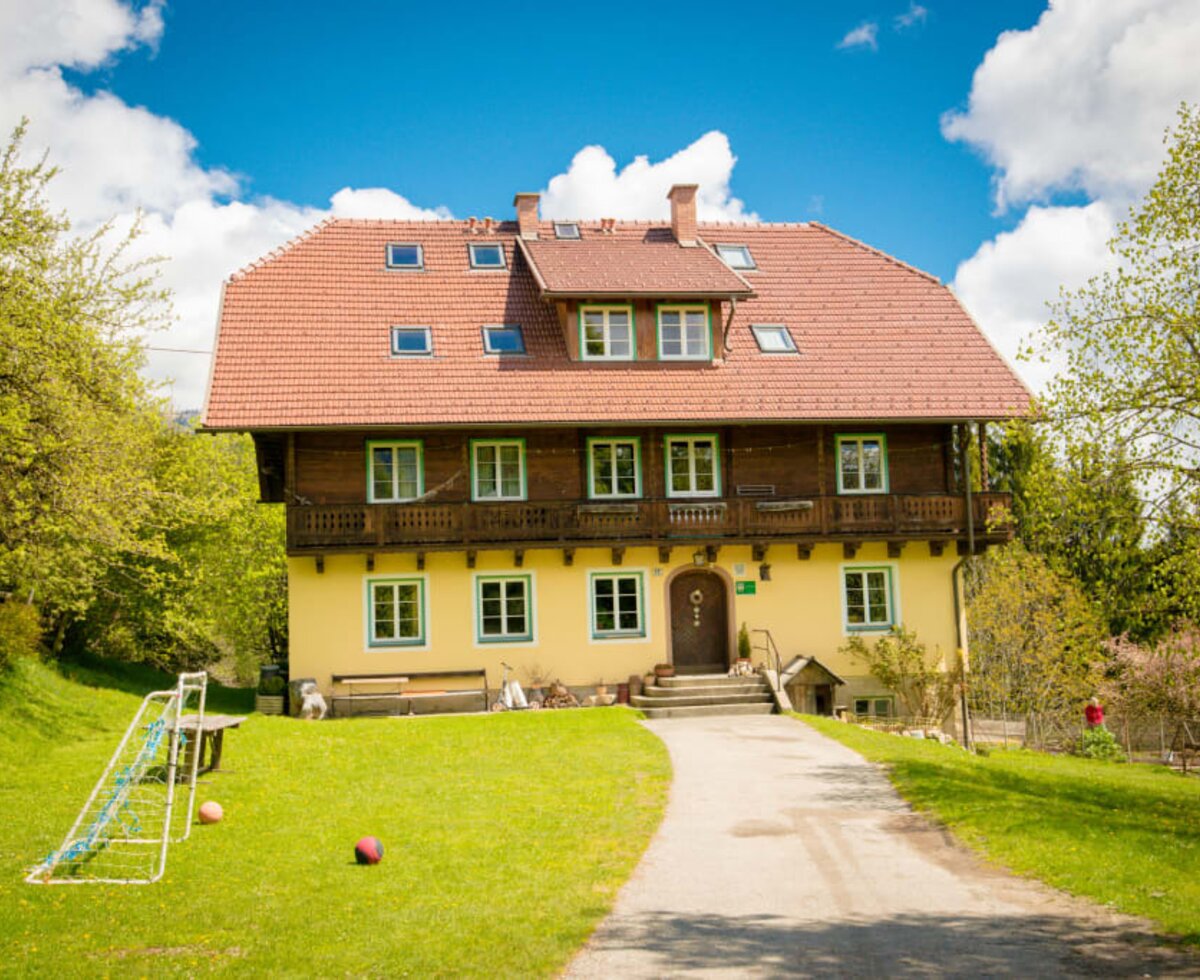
[5,0,1198,408]
[68,1,1045,282]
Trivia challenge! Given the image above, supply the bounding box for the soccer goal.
[26,671,208,885]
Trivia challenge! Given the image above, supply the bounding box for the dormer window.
[715,244,755,270]
[387,243,424,270]
[469,243,506,269]
[751,324,797,353]
[482,324,525,354]
[580,305,634,361]
[657,305,711,360]
[553,222,581,240]
[391,326,433,356]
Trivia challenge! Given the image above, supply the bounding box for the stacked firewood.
[542,681,579,709]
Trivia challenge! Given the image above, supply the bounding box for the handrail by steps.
[750,628,784,693]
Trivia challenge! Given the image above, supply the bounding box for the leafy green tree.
[840,625,961,724]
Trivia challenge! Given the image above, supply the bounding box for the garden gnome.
[1084,696,1104,728]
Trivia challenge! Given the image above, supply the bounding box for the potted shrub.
[737,623,753,665]
[256,665,287,715]
[654,662,675,679]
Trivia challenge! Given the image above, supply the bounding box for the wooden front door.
[669,570,729,674]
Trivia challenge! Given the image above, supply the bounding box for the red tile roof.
[519,229,754,297]
[202,219,1032,429]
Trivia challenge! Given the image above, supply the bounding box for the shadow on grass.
[581,909,1197,978]
[58,653,254,714]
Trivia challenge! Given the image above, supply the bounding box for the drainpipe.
[954,419,977,750]
[722,297,738,353]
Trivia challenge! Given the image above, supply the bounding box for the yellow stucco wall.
[288,542,963,705]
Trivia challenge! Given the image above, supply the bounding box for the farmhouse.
[203,186,1030,719]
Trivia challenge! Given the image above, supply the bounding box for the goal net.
[26,671,208,885]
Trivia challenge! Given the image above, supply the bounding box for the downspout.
[955,420,978,750]
[723,297,738,353]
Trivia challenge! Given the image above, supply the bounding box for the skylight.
[482,324,525,354]
[751,324,797,353]
[391,326,433,356]
[715,244,755,270]
[387,243,424,270]
[469,243,506,269]
[554,222,581,240]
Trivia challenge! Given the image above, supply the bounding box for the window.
[367,440,423,502]
[836,434,888,494]
[590,572,645,638]
[386,243,423,270]
[715,244,755,269]
[471,439,526,500]
[665,434,720,497]
[390,326,432,356]
[580,306,634,360]
[553,222,581,240]
[843,567,895,631]
[657,305,710,360]
[468,243,506,269]
[750,324,797,353]
[587,438,641,498]
[854,697,894,718]
[482,324,525,354]
[367,578,426,647]
[476,575,533,643]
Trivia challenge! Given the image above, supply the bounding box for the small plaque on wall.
[735,580,757,595]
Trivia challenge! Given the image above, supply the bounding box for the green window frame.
[843,566,895,631]
[366,440,424,503]
[590,571,646,639]
[578,304,635,361]
[367,577,426,647]
[470,438,527,501]
[586,437,642,499]
[664,433,721,498]
[476,574,533,643]
[835,433,889,494]
[656,304,711,360]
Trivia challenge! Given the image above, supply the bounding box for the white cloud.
[942,0,1200,209]
[539,131,756,223]
[948,0,1200,392]
[894,3,928,31]
[837,22,879,51]
[328,187,451,220]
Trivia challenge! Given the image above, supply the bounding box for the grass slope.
[1,659,669,977]
[800,714,1200,943]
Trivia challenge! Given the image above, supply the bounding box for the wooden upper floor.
[257,422,1011,556]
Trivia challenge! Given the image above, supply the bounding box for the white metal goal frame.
[25,671,208,885]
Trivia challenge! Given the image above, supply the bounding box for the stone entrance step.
[639,702,776,720]
[631,691,773,710]
[656,674,768,689]
[637,671,777,718]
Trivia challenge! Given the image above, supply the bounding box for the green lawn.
[800,714,1200,942]
[0,659,670,977]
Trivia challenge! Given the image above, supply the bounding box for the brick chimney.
[668,184,699,247]
[513,193,540,240]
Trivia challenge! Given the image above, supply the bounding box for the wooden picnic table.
[178,714,245,773]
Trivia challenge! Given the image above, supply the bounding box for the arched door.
[669,569,729,674]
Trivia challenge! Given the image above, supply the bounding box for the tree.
[1106,625,1200,723]
[1029,103,1200,533]
[840,625,961,724]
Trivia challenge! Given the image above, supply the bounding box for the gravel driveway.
[564,714,1192,978]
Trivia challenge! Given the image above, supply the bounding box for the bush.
[0,603,42,670]
[1080,724,1125,761]
[840,625,961,724]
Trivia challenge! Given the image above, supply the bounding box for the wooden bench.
[178,714,245,773]
[330,670,489,717]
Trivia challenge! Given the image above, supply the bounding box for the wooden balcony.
[286,493,1013,556]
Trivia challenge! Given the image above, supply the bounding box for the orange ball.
[198,801,224,824]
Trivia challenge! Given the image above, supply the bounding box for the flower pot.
[654,664,675,679]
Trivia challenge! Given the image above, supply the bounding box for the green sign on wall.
[735,580,757,595]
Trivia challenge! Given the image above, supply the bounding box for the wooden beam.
[315,554,324,574]
[796,543,812,560]
[562,548,575,566]
[466,550,477,569]
[887,541,906,559]
[843,541,860,560]
[706,544,719,564]
[751,543,768,563]
[416,552,425,571]
[929,541,946,557]
[285,432,296,502]
[611,546,625,566]
[366,553,375,572]
[514,549,524,568]
[658,545,672,564]
[816,425,826,495]
[979,421,990,490]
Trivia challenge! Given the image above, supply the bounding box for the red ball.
[354,836,384,865]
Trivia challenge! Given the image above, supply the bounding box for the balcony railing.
[286,492,1013,553]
